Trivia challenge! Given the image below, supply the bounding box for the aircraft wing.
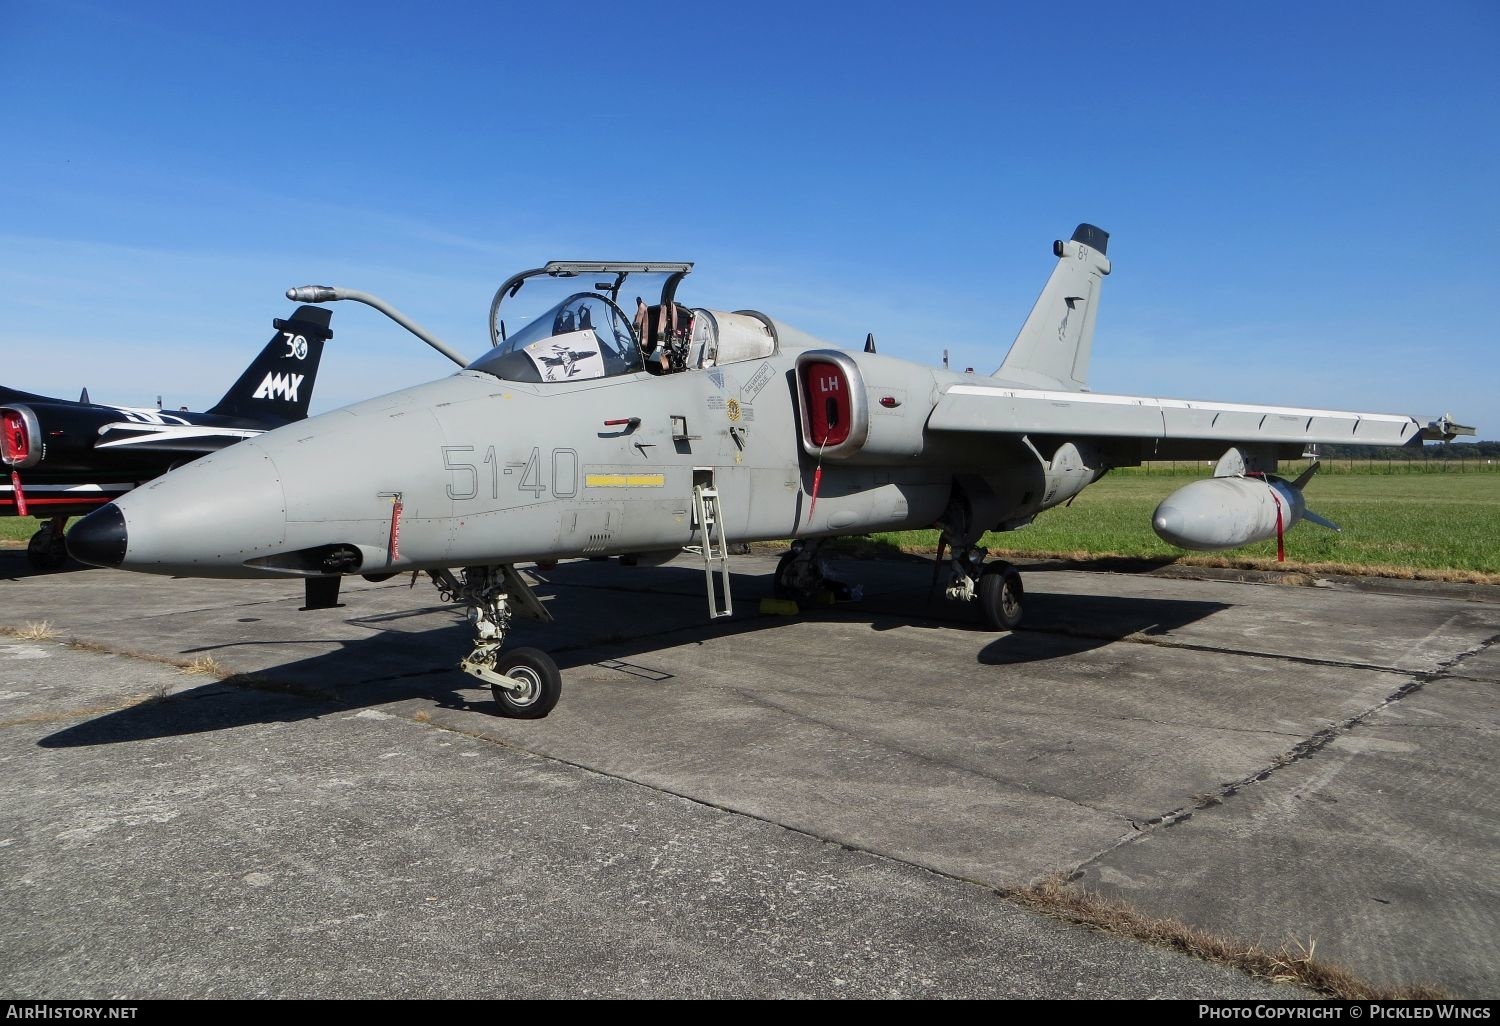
[93,422,263,454]
[928,384,1473,453]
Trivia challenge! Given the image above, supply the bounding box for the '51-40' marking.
[442,446,578,501]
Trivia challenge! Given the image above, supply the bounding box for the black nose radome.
[67,503,128,568]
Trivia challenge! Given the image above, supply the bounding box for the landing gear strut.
[430,565,560,718]
[933,496,1025,632]
[26,516,68,572]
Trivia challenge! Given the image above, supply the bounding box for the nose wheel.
[489,647,562,719]
[431,565,561,719]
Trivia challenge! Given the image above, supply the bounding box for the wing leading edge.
[928,384,1473,449]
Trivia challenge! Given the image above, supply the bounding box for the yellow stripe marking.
[585,473,665,488]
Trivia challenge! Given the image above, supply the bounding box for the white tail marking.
[252,372,304,402]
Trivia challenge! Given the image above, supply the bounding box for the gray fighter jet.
[67,227,1471,718]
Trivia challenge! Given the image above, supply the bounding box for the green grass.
[875,468,1500,578]
[1,519,46,544]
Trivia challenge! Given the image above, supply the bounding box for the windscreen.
[469,293,642,382]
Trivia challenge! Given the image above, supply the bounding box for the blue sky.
[3,1,1496,437]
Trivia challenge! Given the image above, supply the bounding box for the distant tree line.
[1316,440,1500,460]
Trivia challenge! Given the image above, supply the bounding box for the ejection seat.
[636,301,698,374]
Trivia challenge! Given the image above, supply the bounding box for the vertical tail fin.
[995,224,1111,391]
[207,306,332,423]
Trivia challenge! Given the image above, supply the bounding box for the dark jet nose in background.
[67,504,128,568]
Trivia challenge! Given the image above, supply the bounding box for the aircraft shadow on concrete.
[39,561,1230,749]
[975,591,1229,665]
[0,548,89,580]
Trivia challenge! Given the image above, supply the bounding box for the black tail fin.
[207,306,332,423]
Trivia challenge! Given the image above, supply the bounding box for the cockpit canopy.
[468,260,781,383]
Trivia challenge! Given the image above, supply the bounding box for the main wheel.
[978,563,1024,631]
[491,647,562,719]
[27,528,68,572]
[773,548,822,600]
[772,549,799,599]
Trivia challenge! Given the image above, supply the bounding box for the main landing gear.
[933,498,1025,632]
[429,565,560,718]
[773,529,1022,631]
[26,516,69,572]
[773,540,863,603]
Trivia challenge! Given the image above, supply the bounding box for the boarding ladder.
[688,480,733,619]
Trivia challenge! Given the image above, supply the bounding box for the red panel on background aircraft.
[1,410,29,465]
[802,361,851,447]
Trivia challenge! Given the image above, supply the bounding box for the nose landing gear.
[430,565,560,718]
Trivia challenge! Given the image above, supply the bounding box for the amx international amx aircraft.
[67,226,1471,717]
[3,306,332,568]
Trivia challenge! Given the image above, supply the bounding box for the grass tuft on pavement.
[1009,875,1446,1000]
